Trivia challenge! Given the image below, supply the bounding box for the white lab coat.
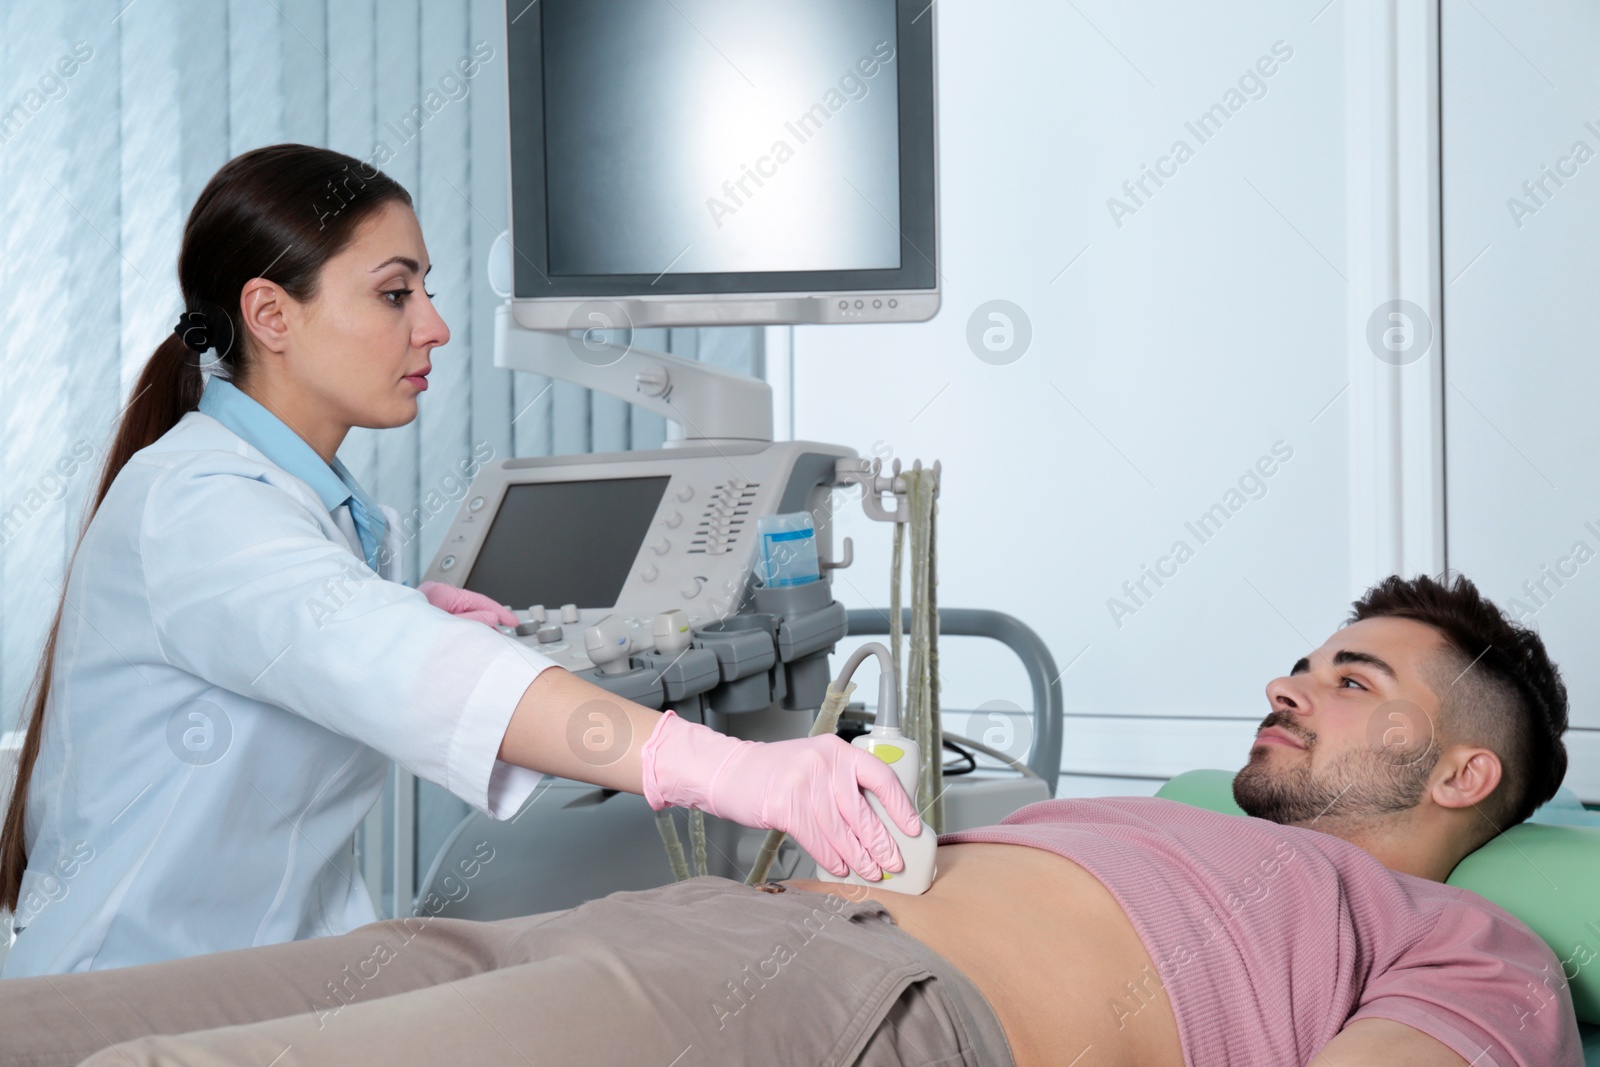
[2,411,558,976]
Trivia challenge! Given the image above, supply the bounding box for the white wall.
[796,0,1354,795]
[794,0,1600,801]
[1440,1,1600,783]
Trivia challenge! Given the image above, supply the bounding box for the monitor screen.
[506,0,937,310]
[464,477,671,609]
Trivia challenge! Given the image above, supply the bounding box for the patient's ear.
[1429,747,1502,812]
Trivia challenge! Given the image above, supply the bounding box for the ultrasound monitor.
[504,0,938,328]
[465,477,672,609]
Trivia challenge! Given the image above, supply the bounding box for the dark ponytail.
[2,144,412,912]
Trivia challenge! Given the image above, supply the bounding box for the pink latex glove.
[640,710,921,880]
[417,580,518,628]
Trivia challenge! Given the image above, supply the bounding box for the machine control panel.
[423,441,853,674]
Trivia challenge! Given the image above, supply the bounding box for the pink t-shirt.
[940,797,1581,1067]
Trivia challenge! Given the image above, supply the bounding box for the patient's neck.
[1293,811,1462,883]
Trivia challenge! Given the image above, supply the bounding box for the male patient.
[1,574,1582,1066]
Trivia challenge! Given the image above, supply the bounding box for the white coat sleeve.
[139,461,561,818]
[373,502,546,815]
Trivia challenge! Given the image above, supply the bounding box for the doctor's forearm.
[496,667,663,793]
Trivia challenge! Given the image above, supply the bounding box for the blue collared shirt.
[196,376,388,571]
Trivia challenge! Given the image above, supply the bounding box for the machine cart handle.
[845,608,1062,796]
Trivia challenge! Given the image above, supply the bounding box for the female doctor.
[0,144,918,977]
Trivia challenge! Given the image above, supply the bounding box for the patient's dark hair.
[1350,573,1568,844]
[0,144,411,913]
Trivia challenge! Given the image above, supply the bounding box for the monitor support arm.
[494,305,774,445]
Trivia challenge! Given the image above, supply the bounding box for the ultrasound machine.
[389,0,1060,919]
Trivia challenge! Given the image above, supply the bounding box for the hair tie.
[173,310,211,353]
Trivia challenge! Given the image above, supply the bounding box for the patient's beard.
[1233,733,1439,828]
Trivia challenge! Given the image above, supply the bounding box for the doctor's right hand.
[639,710,921,880]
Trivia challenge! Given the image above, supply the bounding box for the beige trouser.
[0,877,1015,1067]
